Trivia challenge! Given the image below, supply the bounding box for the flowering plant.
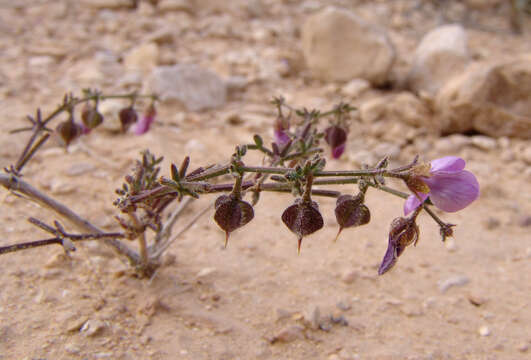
[0,93,479,278]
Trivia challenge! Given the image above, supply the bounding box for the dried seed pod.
[55,120,82,147]
[324,125,347,159]
[334,194,370,242]
[213,194,254,247]
[281,198,324,254]
[119,106,138,133]
[81,104,104,129]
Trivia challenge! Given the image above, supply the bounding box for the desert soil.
[0,1,530,359]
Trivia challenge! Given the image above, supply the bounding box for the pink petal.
[404,193,429,216]
[378,240,398,275]
[274,129,290,146]
[331,143,346,159]
[424,170,479,212]
[134,115,154,135]
[430,156,465,174]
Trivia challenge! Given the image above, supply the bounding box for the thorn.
[333,227,343,243]
[297,237,302,255]
[224,232,229,248]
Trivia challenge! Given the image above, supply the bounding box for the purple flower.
[273,115,290,146]
[134,103,156,135]
[324,125,347,159]
[378,215,420,275]
[404,156,479,216]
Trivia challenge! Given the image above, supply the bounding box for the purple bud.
[324,125,347,159]
[81,104,104,129]
[334,194,370,242]
[213,194,254,247]
[134,103,156,135]
[119,107,138,133]
[281,198,324,254]
[378,216,420,275]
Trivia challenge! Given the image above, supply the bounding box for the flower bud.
[378,216,420,275]
[281,198,324,254]
[81,104,104,129]
[334,194,370,242]
[324,125,347,159]
[55,120,82,147]
[134,103,156,135]
[119,106,138,133]
[213,194,254,248]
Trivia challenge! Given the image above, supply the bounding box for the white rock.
[196,267,216,279]
[438,275,470,293]
[148,64,227,111]
[407,24,469,95]
[341,79,370,98]
[124,42,159,74]
[435,55,531,139]
[478,325,491,337]
[302,6,395,85]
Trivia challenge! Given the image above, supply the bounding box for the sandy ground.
[0,1,530,359]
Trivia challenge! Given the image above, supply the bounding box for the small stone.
[66,162,95,176]
[29,56,55,67]
[444,238,458,252]
[341,269,358,284]
[80,319,105,337]
[124,42,159,74]
[478,325,491,337]
[467,294,487,307]
[65,343,81,355]
[438,275,470,293]
[341,79,370,98]
[517,342,529,353]
[471,136,497,151]
[303,305,321,330]
[270,325,304,343]
[196,267,216,279]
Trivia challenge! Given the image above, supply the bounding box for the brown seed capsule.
[81,104,104,129]
[119,106,138,133]
[334,194,370,242]
[324,125,347,159]
[281,198,324,254]
[56,120,82,147]
[213,194,254,247]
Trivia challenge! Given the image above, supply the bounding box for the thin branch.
[154,197,194,244]
[0,173,141,265]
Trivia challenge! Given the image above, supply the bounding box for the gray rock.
[435,55,531,139]
[149,65,227,111]
[407,24,469,95]
[302,6,395,85]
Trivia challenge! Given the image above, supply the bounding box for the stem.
[0,237,62,254]
[128,213,148,266]
[0,174,141,265]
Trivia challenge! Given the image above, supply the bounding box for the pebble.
[65,343,81,355]
[270,325,304,343]
[80,319,105,337]
[341,269,358,284]
[303,305,321,330]
[478,325,491,337]
[341,78,370,98]
[517,342,529,352]
[196,267,216,279]
[438,275,470,293]
[471,135,497,151]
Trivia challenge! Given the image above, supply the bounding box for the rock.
[386,92,431,128]
[80,319,106,337]
[341,79,370,98]
[407,24,469,95]
[478,325,491,337]
[29,56,55,67]
[148,65,227,111]
[270,325,304,343]
[303,305,321,330]
[434,134,472,153]
[157,0,194,13]
[301,6,395,85]
[124,42,159,74]
[341,269,358,284]
[359,97,388,123]
[435,55,531,139]
[65,343,81,355]
[471,135,497,151]
[196,267,216,279]
[438,275,470,293]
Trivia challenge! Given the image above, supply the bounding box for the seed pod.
[55,120,82,147]
[213,194,254,248]
[378,216,420,275]
[281,198,324,254]
[81,104,104,129]
[324,125,347,159]
[334,194,370,242]
[119,106,138,133]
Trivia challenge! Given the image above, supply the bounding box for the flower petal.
[331,143,346,159]
[424,170,479,212]
[134,115,155,135]
[404,193,429,216]
[430,156,465,174]
[378,240,398,275]
[274,129,290,146]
